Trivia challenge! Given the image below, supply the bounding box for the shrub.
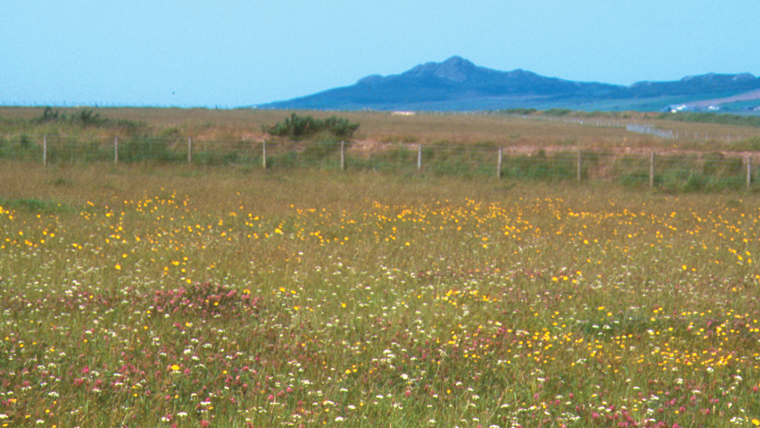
[70,109,107,127]
[19,134,32,148]
[32,107,106,127]
[501,108,537,115]
[542,108,572,117]
[264,113,359,140]
[31,107,140,133]
[34,106,61,123]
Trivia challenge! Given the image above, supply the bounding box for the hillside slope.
[255,56,760,112]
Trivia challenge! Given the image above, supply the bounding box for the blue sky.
[2,0,759,108]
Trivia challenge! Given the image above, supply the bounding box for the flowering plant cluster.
[151,281,262,318]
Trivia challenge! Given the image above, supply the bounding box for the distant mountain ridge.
[255,56,760,112]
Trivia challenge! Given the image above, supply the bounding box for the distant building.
[661,105,688,113]
[661,104,720,113]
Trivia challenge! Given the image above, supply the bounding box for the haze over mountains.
[255,56,760,112]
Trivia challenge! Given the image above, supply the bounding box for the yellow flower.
[171,365,180,371]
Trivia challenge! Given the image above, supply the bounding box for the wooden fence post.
[747,156,752,190]
[576,150,582,183]
[114,136,119,164]
[187,138,193,164]
[417,144,422,170]
[649,151,655,188]
[497,147,503,178]
[340,141,345,171]
[43,135,47,166]
[262,141,267,169]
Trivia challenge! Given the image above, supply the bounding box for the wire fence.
[1,134,759,191]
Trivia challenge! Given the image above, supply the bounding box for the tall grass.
[1,163,760,427]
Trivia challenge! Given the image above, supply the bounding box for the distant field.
[2,107,760,151]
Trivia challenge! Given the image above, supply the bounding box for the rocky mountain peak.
[404,56,476,82]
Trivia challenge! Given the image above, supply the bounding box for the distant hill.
[254,56,760,112]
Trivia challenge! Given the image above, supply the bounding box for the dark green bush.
[19,134,32,148]
[31,107,140,133]
[542,108,572,117]
[264,113,359,139]
[501,108,537,115]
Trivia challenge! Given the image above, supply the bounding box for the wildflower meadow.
[1,162,760,428]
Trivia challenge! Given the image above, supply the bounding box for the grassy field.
[4,107,760,194]
[1,160,760,427]
[2,107,760,151]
